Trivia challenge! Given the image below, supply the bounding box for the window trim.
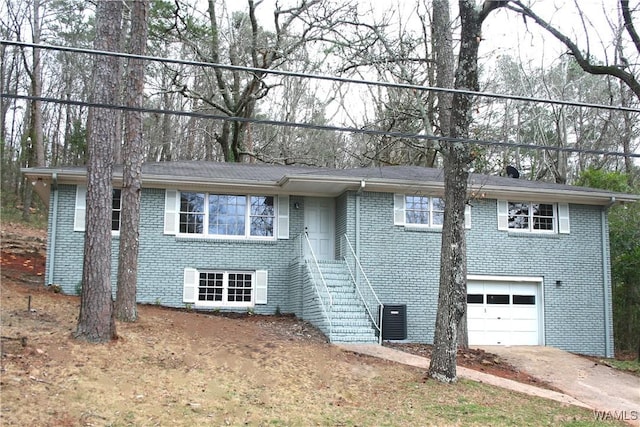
[404,194,445,228]
[74,185,122,234]
[167,190,286,240]
[497,200,570,234]
[111,188,122,234]
[394,193,471,229]
[183,267,268,307]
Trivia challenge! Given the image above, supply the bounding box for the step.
[330,333,379,344]
[332,320,374,329]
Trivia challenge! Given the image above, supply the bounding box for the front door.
[304,197,335,260]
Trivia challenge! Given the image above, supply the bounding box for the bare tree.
[429,0,501,383]
[75,0,123,343]
[16,0,45,221]
[115,0,149,322]
[501,0,640,178]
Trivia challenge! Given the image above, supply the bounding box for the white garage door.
[467,280,541,346]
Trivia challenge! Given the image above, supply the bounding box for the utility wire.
[4,92,639,159]
[3,40,640,114]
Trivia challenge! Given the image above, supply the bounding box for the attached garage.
[467,276,543,346]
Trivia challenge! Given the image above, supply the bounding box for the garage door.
[467,281,541,346]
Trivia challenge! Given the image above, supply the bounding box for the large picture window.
[179,192,275,238]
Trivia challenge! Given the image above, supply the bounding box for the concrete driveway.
[479,346,640,424]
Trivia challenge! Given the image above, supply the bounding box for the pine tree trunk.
[428,0,482,382]
[75,0,122,343]
[115,0,149,322]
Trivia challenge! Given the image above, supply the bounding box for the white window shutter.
[464,204,472,229]
[558,203,570,234]
[255,270,268,304]
[164,190,179,235]
[394,194,406,225]
[183,268,198,303]
[277,195,290,239]
[497,200,509,231]
[74,185,87,231]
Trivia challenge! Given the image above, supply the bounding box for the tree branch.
[508,1,640,100]
[620,0,640,55]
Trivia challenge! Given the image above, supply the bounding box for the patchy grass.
[0,276,627,427]
[600,358,640,376]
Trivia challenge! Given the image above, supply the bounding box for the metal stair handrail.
[341,234,383,344]
[297,232,333,341]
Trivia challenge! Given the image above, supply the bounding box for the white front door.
[467,280,541,346]
[304,197,335,260]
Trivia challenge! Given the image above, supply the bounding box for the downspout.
[355,180,365,258]
[48,173,58,286]
[602,197,615,358]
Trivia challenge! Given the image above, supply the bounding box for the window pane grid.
[227,273,253,302]
[180,192,205,234]
[249,196,274,237]
[405,195,444,227]
[112,189,121,231]
[199,272,223,302]
[508,201,555,232]
[197,271,253,306]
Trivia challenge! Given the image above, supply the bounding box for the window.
[467,294,484,304]
[395,194,471,229]
[250,196,275,237]
[197,271,253,306]
[405,195,444,227]
[74,185,122,233]
[112,189,121,231]
[183,268,268,307]
[487,294,510,304]
[497,200,569,234]
[179,192,205,234]
[178,192,275,238]
[513,295,536,305]
[508,202,555,232]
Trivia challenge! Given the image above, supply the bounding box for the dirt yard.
[0,222,617,426]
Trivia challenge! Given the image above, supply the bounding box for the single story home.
[23,161,639,357]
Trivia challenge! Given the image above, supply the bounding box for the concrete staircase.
[317,260,379,344]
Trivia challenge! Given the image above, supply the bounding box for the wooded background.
[1,0,638,355]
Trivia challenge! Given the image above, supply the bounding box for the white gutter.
[48,173,58,286]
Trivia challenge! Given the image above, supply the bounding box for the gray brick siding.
[47,185,613,356]
[48,186,307,315]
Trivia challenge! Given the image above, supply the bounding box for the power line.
[3,40,640,114]
[3,92,639,159]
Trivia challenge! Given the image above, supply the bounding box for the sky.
[217,0,639,161]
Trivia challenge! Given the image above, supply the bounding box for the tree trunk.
[75,0,123,343]
[431,0,469,351]
[22,0,44,222]
[115,0,149,322]
[429,153,469,382]
[31,0,44,167]
[429,0,483,383]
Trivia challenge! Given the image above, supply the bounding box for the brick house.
[23,161,639,357]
